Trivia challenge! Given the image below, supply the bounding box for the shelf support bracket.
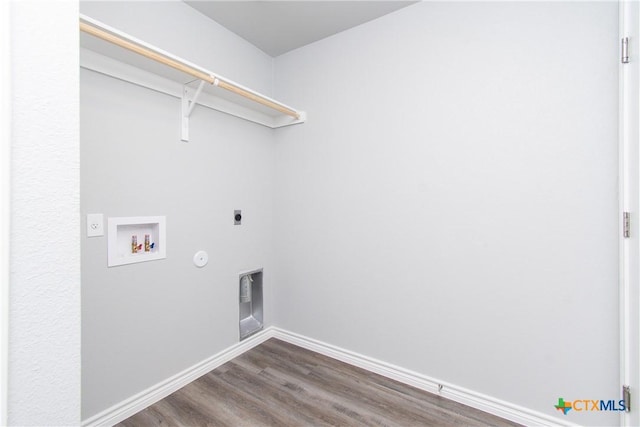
[181,80,207,142]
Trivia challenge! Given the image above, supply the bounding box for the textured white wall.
[80,1,276,420]
[273,2,619,425]
[1,0,10,424]
[10,1,80,425]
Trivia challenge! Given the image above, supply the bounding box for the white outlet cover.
[87,213,104,237]
[193,250,208,268]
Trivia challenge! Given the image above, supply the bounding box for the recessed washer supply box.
[239,268,263,340]
[107,216,166,267]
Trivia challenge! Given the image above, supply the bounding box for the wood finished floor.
[116,338,521,427]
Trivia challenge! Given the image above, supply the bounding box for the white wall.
[273,2,620,425]
[80,1,277,420]
[1,0,10,423]
[10,0,80,425]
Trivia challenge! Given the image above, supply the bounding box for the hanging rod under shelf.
[79,17,300,120]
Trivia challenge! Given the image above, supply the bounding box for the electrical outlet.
[87,213,104,237]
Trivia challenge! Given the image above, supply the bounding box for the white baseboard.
[83,326,575,427]
[81,328,276,427]
[270,328,577,427]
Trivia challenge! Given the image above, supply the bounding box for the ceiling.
[184,1,418,57]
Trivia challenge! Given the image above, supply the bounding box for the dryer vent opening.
[239,269,263,340]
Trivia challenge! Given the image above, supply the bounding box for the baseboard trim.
[83,327,576,427]
[81,328,276,427]
[270,328,577,427]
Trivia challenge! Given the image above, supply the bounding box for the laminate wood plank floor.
[116,338,521,427]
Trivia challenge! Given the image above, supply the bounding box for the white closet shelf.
[79,15,306,136]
